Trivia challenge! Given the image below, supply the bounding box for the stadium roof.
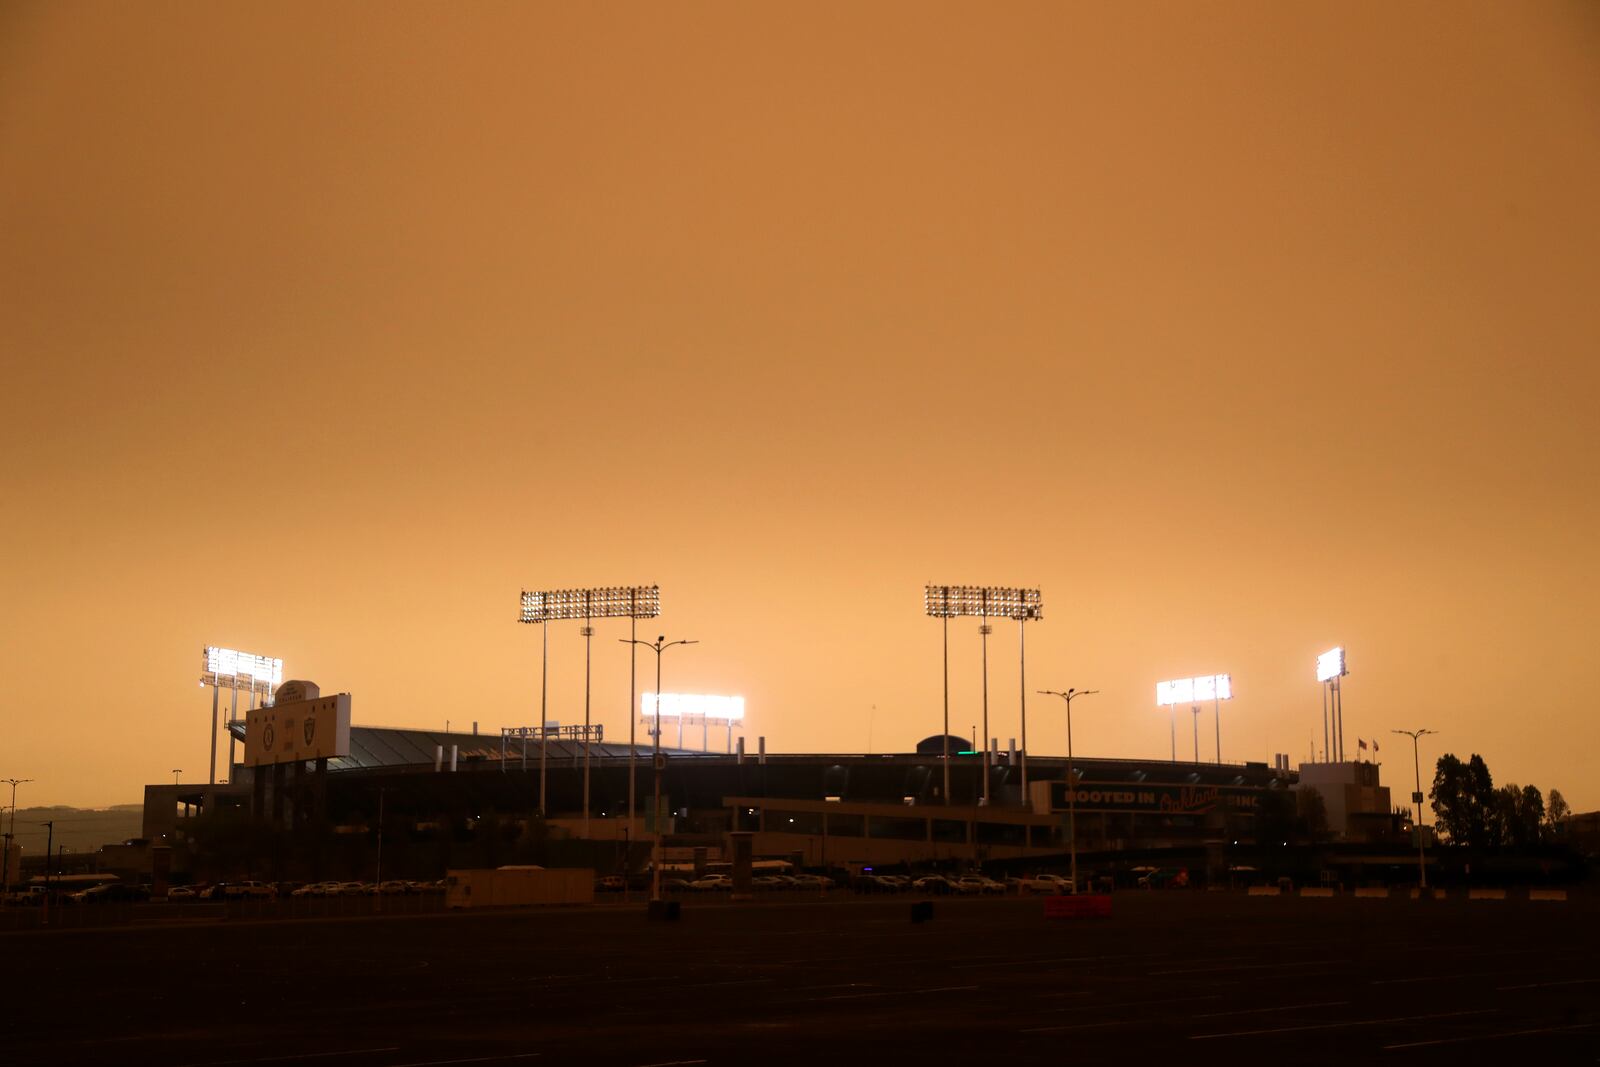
[224,721,715,772]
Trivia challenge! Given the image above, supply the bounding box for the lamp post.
[622,634,697,902]
[1039,688,1097,892]
[1,778,32,901]
[1393,728,1436,889]
[172,769,182,785]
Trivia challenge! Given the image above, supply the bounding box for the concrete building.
[1296,761,1394,842]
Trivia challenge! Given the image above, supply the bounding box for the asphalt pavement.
[5,891,1596,1065]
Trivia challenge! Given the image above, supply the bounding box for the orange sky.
[3,2,1597,811]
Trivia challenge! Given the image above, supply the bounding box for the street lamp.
[1392,728,1436,889]
[1038,688,1097,892]
[172,769,182,785]
[1,778,32,900]
[621,634,697,902]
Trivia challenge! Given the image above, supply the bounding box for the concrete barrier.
[1528,889,1568,902]
[1354,887,1389,899]
[1299,887,1336,898]
[1408,887,1446,900]
[1246,886,1281,897]
[1468,888,1507,901]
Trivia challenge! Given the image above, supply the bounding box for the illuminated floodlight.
[1156,678,1194,706]
[1317,647,1347,683]
[1192,673,1233,701]
[641,692,745,722]
[1159,673,1232,706]
[924,584,1042,621]
[520,585,660,623]
[201,646,283,697]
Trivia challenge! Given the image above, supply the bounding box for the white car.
[688,875,732,891]
[953,875,1006,895]
[1019,874,1075,894]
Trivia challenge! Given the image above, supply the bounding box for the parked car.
[205,880,275,900]
[70,883,150,904]
[596,875,627,892]
[165,886,197,900]
[689,874,733,891]
[911,875,955,894]
[1137,867,1188,889]
[790,873,836,890]
[1018,873,1075,894]
[953,875,1006,895]
[661,878,692,893]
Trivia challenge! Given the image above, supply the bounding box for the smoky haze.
[1,3,1596,808]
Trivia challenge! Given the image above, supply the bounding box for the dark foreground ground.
[5,892,1597,1066]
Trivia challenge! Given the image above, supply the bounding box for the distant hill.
[2,805,144,857]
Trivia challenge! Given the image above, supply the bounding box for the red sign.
[1044,894,1112,919]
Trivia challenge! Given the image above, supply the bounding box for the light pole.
[1039,689,1097,892]
[201,647,283,787]
[622,634,697,902]
[979,616,992,805]
[926,585,1043,808]
[1393,728,1436,889]
[521,586,662,827]
[172,769,182,785]
[1018,607,1038,795]
[581,616,594,839]
[1,778,32,900]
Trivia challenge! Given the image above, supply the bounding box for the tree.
[1463,754,1497,848]
[1546,789,1570,838]
[1494,784,1544,848]
[1430,754,1470,844]
[1430,753,1499,848]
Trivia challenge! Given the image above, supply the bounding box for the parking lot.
[4,890,1595,1065]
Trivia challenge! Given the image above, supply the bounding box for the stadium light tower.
[1038,689,1097,892]
[1193,673,1233,763]
[1155,678,1193,762]
[1317,647,1348,762]
[200,647,283,785]
[521,586,660,837]
[926,585,1042,807]
[622,634,697,903]
[1393,728,1437,889]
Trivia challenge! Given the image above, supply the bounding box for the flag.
[1358,739,1368,750]
[1373,740,1379,754]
